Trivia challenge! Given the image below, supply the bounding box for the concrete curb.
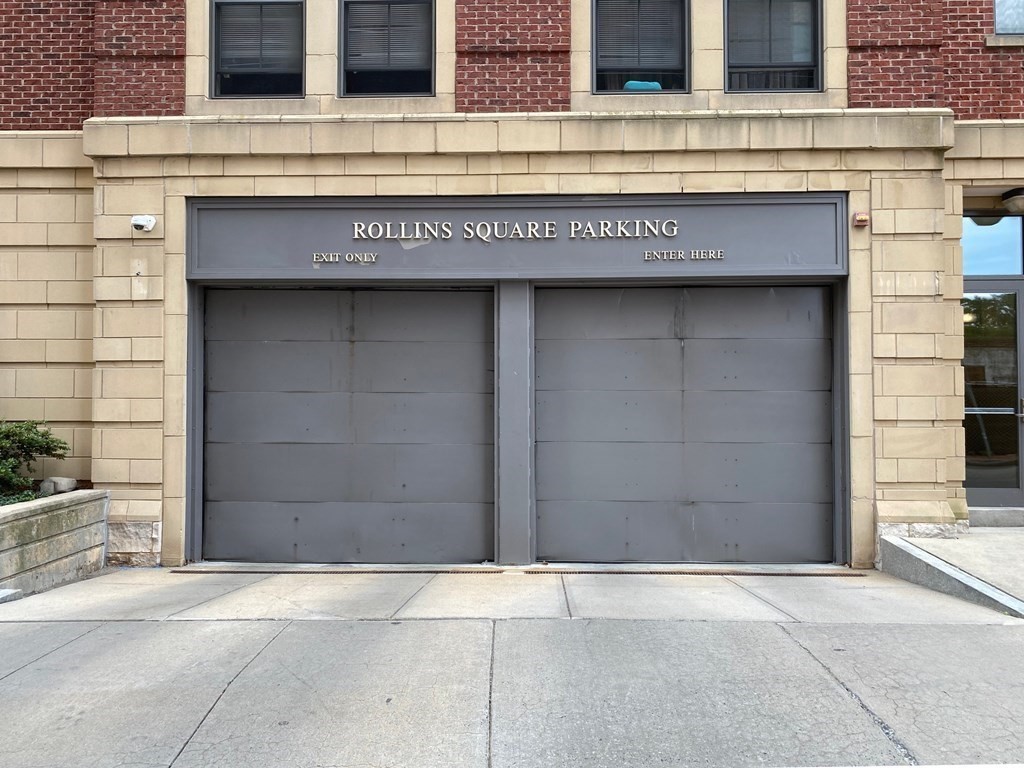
[970,507,1024,527]
[878,535,1024,619]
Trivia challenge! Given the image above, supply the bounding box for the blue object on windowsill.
[624,80,662,91]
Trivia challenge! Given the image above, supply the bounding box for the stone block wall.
[0,133,95,482]
[0,489,108,596]
[82,109,959,568]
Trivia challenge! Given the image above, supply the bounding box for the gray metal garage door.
[535,286,834,563]
[203,289,494,563]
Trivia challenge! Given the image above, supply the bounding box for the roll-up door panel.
[535,286,833,563]
[203,289,494,563]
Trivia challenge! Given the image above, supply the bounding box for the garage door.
[203,289,494,563]
[535,286,834,563]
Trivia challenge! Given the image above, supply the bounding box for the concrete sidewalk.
[2,567,1024,767]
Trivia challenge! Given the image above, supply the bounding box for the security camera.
[131,215,157,232]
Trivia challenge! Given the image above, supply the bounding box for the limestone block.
[376,176,437,195]
[129,459,162,485]
[560,120,624,153]
[435,175,498,195]
[686,118,749,151]
[681,172,744,192]
[83,124,128,157]
[131,337,164,362]
[742,171,807,192]
[15,369,74,398]
[130,398,163,422]
[623,120,686,152]
[255,176,315,196]
[189,123,251,155]
[100,368,162,399]
[897,459,938,483]
[881,364,955,396]
[779,150,841,170]
[979,124,1024,158]
[45,339,93,363]
[18,194,76,223]
[621,173,683,193]
[948,125,981,159]
[497,174,559,194]
[590,153,650,173]
[0,339,45,362]
[372,122,435,154]
[880,302,946,334]
[498,121,560,153]
[99,307,163,338]
[652,152,715,172]
[194,177,255,196]
[467,155,529,174]
[895,334,937,358]
[0,280,46,303]
[879,240,944,272]
[314,177,377,196]
[46,281,92,304]
[894,271,940,296]
[907,523,955,538]
[345,155,406,175]
[99,428,162,460]
[876,500,954,524]
[749,119,813,151]
[129,123,188,156]
[876,459,898,483]
[407,155,468,175]
[551,173,614,194]
[435,122,498,154]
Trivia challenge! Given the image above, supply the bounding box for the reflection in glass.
[964,292,1019,488]
[997,0,1024,34]
[966,414,1020,489]
[963,216,1023,276]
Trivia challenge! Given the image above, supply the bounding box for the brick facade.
[0,0,184,130]
[849,0,1024,118]
[455,0,571,112]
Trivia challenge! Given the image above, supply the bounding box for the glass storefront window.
[963,216,1024,276]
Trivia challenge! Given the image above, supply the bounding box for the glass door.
[963,287,1024,505]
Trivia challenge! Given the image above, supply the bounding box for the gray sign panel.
[189,195,846,280]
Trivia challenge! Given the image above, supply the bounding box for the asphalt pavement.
[1,566,1023,768]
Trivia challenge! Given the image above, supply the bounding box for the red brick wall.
[0,0,184,130]
[848,0,1024,118]
[456,0,571,112]
[943,0,1024,118]
[0,1,95,129]
[92,0,185,117]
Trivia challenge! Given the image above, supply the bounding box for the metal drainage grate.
[170,568,866,577]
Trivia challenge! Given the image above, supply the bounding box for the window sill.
[985,34,1024,47]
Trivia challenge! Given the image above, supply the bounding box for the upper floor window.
[213,1,304,97]
[593,0,688,92]
[342,0,433,96]
[727,0,820,92]
[996,0,1024,34]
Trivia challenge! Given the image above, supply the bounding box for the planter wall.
[0,490,109,597]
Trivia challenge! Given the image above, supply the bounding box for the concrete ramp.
[879,534,1024,619]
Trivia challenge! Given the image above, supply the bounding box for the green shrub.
[0,421,70,505]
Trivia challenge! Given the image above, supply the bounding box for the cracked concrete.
[1,568,1023,767]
